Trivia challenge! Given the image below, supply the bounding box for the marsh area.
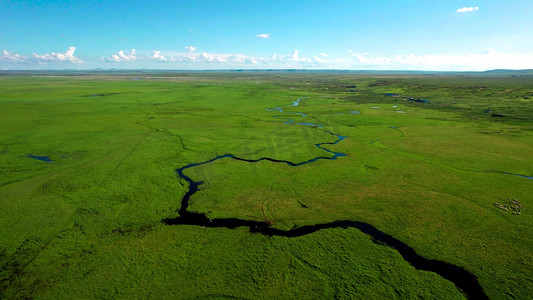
[0,72,531,299]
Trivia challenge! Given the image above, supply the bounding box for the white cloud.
[312,55,327,63]
[168,52,232,63]
[10,46,529,71]
[256,33,270,39]
[184,46,196,52]
[99,48,329,67]
[259,50,331,66]
[349,49,533,71]
[291,50,300,61]
[32,46,82,63]
[199,52,223,62]
[155,48,329,67]
[456,6,479,13]
[2,50,26,62]
[106,49,136,62]
[151,50,167,61]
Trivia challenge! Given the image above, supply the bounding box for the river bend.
[163,99,488,299]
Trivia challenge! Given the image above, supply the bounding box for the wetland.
[0,72,531,299]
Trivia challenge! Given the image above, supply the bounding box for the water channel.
[163,99,488,299]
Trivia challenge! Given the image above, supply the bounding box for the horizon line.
[2,68,532,73]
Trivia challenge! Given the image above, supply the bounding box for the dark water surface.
[27,155,52,162]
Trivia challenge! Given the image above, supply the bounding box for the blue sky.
[1,0,532,70]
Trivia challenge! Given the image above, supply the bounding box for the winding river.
[162,99,488,299]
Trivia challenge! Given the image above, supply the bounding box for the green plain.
[0,73,532,299]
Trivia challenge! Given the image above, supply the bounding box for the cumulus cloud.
[55,43,332,68]
[456,6,479,13]
[312,56,327,63]
[291,50,300,61]
[173,52,247,64]
[151,51,167,61]
[198,52,223,62]
[99,48,327,68]
[2,50,26,62]
[106,49,137,62]
[168,52,225,63]
[264,50,329,66]
[32,46,82,63]
[2,47,82,64]
[165,48,329,67]
[256,33,270,39]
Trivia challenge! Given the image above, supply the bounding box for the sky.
[1,0,532,71]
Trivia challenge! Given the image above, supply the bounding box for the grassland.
[0,72,531,299]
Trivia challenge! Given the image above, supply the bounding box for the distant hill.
[481,69,533,76]
[433,69,533,76]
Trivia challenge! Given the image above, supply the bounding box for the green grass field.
[1,73,531,299]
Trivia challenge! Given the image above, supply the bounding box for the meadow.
[0,72,531,299]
